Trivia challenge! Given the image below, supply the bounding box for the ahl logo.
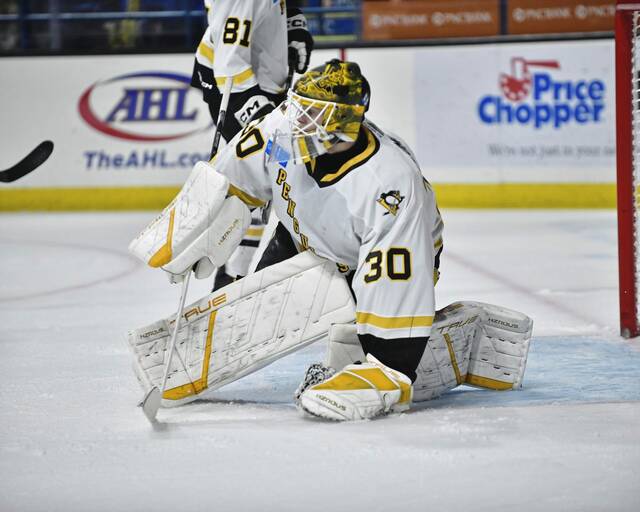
[78,71,211,141]
[477,57,605,130]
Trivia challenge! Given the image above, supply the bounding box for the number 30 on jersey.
[364,248,411,283]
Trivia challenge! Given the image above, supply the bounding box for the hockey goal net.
[617,2,640,338]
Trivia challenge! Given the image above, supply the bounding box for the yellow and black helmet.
[292,59,370,111]
[272,60,371,164]
[286,59,370,145]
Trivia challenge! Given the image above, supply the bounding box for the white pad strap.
[129,161,250,276]
[127,251,356,407]
[324,323,360,369]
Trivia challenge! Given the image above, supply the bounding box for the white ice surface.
[0,210,638,512]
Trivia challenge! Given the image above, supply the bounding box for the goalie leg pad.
[321,303,483,402]
[463,301,533,391]
[413,302,483,401]
[127,251,356,408]
[322,302,534,402]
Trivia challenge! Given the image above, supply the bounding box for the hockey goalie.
[128,59,533,421]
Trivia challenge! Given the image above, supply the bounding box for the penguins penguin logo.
[377,190,404,216]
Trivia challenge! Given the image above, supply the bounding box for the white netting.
[633,12,640,329]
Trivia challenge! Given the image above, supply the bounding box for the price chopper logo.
[78,71,211,141]
[477,57,605,129]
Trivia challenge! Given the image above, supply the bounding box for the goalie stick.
[141,77,234,424]
[141,272,193,422]
[0,140,53,183]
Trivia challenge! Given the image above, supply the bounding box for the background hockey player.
[191,0,314,290]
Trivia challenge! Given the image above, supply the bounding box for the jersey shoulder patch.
[362,138,424,221]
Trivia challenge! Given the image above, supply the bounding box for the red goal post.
[616,1,640,338]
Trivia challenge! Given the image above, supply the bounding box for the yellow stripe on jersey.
[227,183,266,208]
[216,67,254,87]
[356,312,434,330]
[245,227,264,237]
[320,127,377,183]
[197,40,214,63]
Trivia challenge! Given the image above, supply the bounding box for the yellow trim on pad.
[0,183,617,211]
[443,333,463,385]
[163,310,217,401]
[314,368,396,392]
[148,207,175,268]
[465,374,514,391]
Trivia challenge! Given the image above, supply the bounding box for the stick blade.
[141,387,161,423]
[0,140,54,183]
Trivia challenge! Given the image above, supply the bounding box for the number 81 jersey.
[213,108,444,341]
[202,0,288,95]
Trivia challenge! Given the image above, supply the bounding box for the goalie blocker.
[128,250,533,411]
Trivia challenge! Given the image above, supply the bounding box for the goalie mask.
[270,59,370,164]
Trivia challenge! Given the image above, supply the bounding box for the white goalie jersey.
[213,109,444,341]
[195,0,288,95]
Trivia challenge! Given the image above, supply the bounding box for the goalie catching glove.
[128,161,251,279]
